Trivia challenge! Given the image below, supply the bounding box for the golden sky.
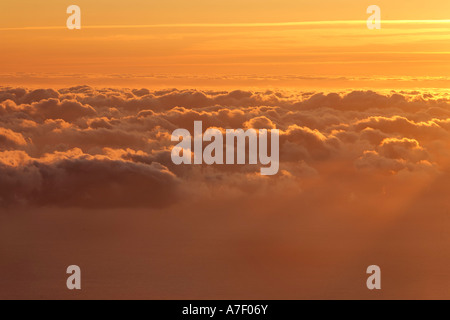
[1,0,450,87]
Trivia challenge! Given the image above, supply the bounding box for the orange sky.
[1,0,450,88]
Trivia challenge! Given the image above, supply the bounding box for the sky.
[1,0,450,88]
[1,1,450,300]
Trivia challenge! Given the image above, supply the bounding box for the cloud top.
[1,86,449,208]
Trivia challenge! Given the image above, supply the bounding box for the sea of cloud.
[0,86,449,209]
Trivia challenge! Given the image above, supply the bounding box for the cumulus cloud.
[0,86,449,208]
[0,128,28,149]
[243,116,277,129]
[0,148,180,208]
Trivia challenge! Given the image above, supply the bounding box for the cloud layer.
[1,86,449,208]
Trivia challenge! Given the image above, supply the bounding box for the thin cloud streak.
[3,19,450,31]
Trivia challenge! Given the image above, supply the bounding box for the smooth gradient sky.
[1,0,450,87]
